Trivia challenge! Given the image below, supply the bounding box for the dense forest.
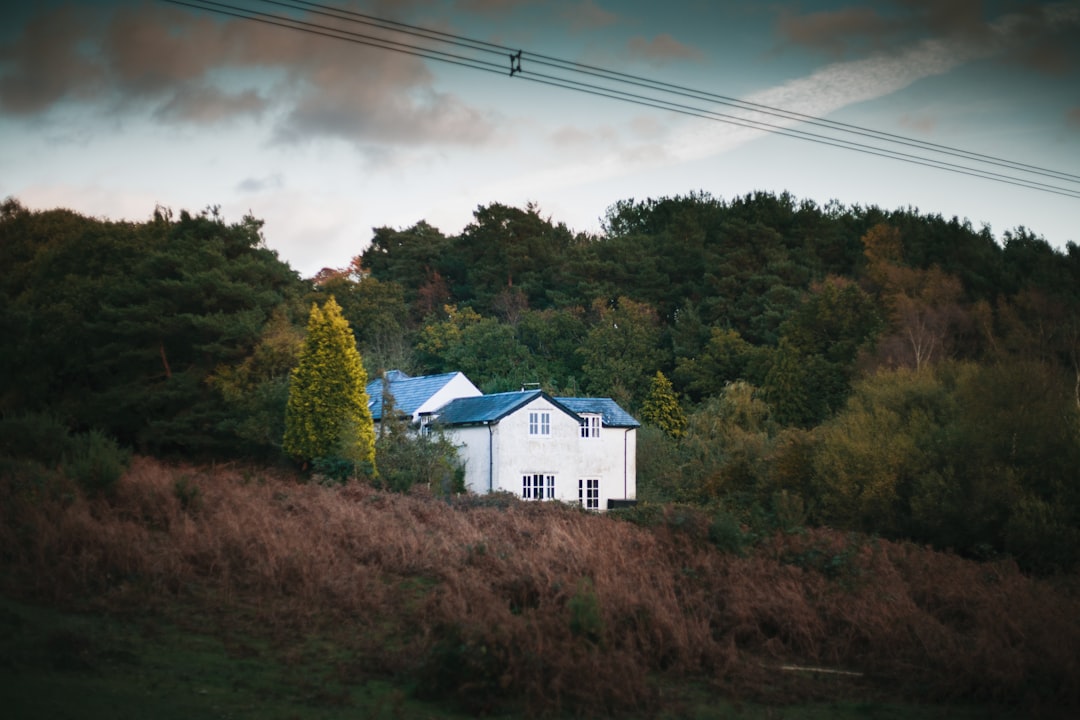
[2,191,1079,574]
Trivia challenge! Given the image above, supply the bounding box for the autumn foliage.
[2,457,1077,716]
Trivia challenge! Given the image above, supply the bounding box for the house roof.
[366,371,463,421]
[435,390,589,426]
[555,397,641,428]
[434,390,639,429]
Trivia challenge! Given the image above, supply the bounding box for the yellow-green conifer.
[640,371,687,439]
[283,297,376,476]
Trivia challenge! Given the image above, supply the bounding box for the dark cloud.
[626,33,704,65]
[0,1,496,147]
[776,0,1080,75]
[237,174,283,193]
[776,7,891,58]
[0,5,105,113]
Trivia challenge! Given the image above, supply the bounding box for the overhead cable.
[159,0,1080,200]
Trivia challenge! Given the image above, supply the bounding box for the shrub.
[568,577,604,644]
[63,429,130,496]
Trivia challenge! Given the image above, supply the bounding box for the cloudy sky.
[2,0,1078,277]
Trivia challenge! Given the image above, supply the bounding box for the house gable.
[366,370,481,423]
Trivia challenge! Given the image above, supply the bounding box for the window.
[579,478,599,510]
[579,414,601,439]
[528,411,550,436]
[523,474,555,500]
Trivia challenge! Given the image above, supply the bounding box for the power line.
[275,0,1080,187]
[160,0,1080,200]
[263,0,1080,186]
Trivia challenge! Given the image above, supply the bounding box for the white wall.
[491,397,580,501]
[444,395,637,509]
[414,373,482,422]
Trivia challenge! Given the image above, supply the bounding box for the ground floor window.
[523,473,555,500]
[579,478,599,510]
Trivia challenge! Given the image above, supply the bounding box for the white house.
[369,371,639,509]
[428,389,639,510]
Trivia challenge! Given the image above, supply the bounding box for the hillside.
[3,457,1078,717]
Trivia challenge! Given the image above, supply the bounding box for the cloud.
[454,0,533,14]
[776,7,891,58]
[548,124,617,148]
[898,114,937,134]
[626,33,704,65]
[0,1,497,148]
[562,0,619,31]
[236,174,284,193]
[0,5,105,113]
[776,0,1080,75]
[154,84,267,124]
[1068,106,1080,130]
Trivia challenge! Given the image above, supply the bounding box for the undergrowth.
[1,456,1078,717]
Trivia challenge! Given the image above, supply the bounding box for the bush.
[0,413,129,497]
[63,429,130,496]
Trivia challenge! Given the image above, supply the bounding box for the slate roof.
[434,391,639,428]
[555,397,641,428]
[366,371,462,421]
[433,390,544,426]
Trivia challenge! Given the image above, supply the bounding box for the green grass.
[0,594,1022,720]
[0,594,456,720]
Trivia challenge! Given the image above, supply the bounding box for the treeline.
[2,192,1079,572]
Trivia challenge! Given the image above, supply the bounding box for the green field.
[0,595,1024,720]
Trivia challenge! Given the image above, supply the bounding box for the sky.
[1,0,1078,278]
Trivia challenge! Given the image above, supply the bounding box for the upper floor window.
[579,414,601,439]
[529,411,550,436]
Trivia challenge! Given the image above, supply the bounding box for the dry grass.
[2,456,1078,716]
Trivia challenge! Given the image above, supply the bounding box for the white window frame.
[528,411,551,437]
[523,473,555,500]
[578,478,600,510]
[579,414,601,439]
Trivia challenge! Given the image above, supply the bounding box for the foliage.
[207,306,305,458]
[639,371,687,438]
[812,362,1080,571]
[8,457,1079,716]
[283,298,376,478]
[6,191,1080,574]
[63,429,131,497]
[0,203,306,456]
[0,411,129,497]
[373,386,463,495]
[579,296,665,408]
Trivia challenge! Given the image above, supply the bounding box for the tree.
[283,298,376,477]
[579,296,664,408]
[0,204,306,455]
[639,371,687,438]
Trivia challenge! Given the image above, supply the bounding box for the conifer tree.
[283,298,376,477]
[640,371,687,439]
